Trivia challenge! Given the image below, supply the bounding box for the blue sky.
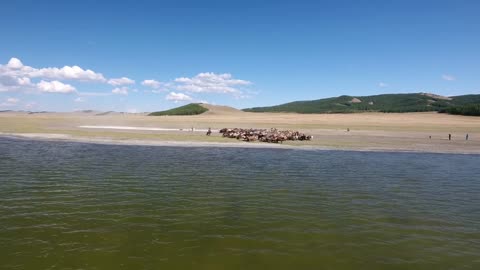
[1,0,479,112]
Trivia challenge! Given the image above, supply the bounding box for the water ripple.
[0,137,479,269]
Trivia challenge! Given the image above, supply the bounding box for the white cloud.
[7,97,19,103]
[37,80,76,93]
[112,87,128,95]
[0,76,16,89]
[17,77,32,86]
[7,58,24,69]
[166,92,192,102]
[142,79,170,93]
[0,57,106,93]
[174,72,251,95]
[24,102,36,109]
[378,82,388,88]
[0,74,35,92]
[442,74,456,81]
[0,58,258,110]
[142,79,162,88]
[29,65,106,82]
[0,97,20,107]
[108,77,135,86]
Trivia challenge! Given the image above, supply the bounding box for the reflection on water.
[0,137,479,269]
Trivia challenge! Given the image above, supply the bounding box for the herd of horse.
[218,128,313,143]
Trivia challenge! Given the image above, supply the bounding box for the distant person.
[347,128,350,132]
[206,128,212,136]
[429,136,431,139]
[466,134,469,141]
[448,134,452,141]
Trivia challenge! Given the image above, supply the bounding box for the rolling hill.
[200,104,243,115]
[149,103,243,116]
[149,103,209,116]
[243,93,480,115]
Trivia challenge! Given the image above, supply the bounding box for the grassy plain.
[1,108,479,153]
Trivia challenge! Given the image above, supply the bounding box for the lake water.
[0,137,479,269]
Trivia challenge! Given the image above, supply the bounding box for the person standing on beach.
[466,134,469,141]
[449,134,452,141]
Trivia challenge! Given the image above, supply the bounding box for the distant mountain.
[243,93,480,115]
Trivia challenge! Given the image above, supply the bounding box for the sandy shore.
[0,132,296,149]
[1,130,478,155]
[78,125,217,132]
[1,111,479,154]
[2,132,479,154]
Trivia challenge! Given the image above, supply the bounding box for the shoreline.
[78,125,218,132]
[2,132,479,155]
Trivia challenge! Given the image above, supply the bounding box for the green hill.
[243,93,480,115]
[442,104,480,116]
[149,103,209,116]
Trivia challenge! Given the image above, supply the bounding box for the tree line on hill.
[147,93,480,116]
[148,103,208,116]
[242,93,480,116]
[439,104,480,116]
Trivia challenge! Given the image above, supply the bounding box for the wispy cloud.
[166,92,192,102]
[24,102,36,110]
[108,77,135,86]
[378,82,388,88]
[142,79,171,93]
[112,87,128,95]
[142,79,163,89]
[77,91,112,96]
[174,72,251,95]
[442,74,456,81]
[0,97,20,107]
[7,97,19,104]
[126,108,139,113]
[143,73,253,99]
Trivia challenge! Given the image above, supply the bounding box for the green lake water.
[0,137,479,269]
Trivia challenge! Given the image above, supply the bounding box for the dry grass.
[1,110,479,153]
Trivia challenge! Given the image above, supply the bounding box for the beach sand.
[1,110,479,154]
